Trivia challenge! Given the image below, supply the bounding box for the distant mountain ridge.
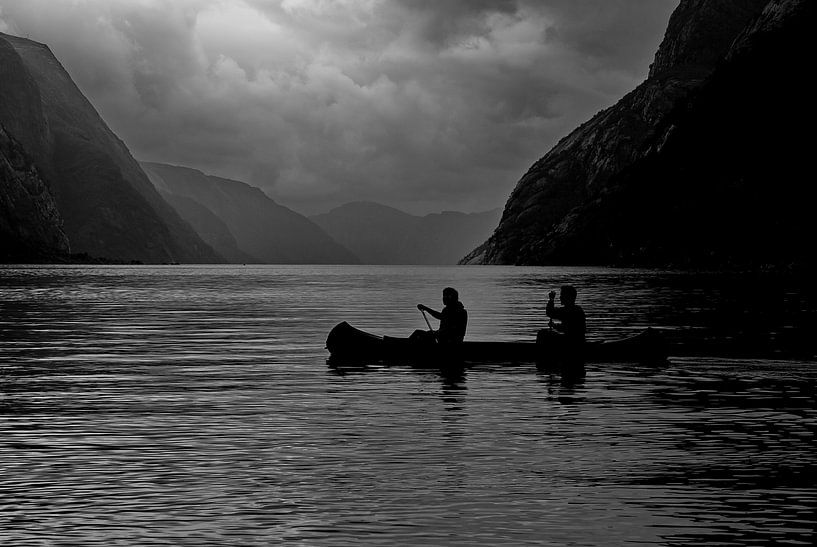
[312,201,501,264]
[463,0,814,269]
[0,32,218,263]
[141,162,358,264]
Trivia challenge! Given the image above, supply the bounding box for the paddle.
[420,308,438,343]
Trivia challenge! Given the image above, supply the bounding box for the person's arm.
[548,306,565,320]
[545,291,564,320]
[417,304,443,320]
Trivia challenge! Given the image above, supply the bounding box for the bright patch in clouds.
[0,0,676,214]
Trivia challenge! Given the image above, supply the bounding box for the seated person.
[538,285,586,348]
[412,287,468,345]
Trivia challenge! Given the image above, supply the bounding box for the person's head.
[442,287,459,306]
[560,285,577,305]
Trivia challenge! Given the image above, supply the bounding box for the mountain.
[311,201,502,264]
[1,36,68,261]
[462,0,814,269]
[157,190,255,264]
[141,162,358,264]
[1,122,69,261]
[0,32,219,263]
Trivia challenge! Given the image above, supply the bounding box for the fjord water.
[1,265,814,546]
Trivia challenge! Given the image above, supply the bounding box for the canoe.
[325,321,668,365]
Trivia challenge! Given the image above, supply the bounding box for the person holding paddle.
[537,285,586,370]
[412,287,468,345]
[542,285,585,344]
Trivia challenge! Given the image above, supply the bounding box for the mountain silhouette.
[463,0,814,269]
[142,162,359,264]
[0,32,219,263]
[312,201,501,264]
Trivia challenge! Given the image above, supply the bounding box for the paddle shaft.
[421,309,434,332]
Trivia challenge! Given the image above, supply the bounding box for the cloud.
[0,0,676,214]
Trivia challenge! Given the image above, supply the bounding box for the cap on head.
[443,287,459,302]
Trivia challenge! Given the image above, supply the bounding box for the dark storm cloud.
[386,0,519,47]
[0,0,677,215]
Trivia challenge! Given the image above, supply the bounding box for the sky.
[0,0,677,215]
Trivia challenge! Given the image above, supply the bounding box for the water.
[1,265,815,546]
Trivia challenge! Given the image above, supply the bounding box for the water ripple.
[1,265,815,545]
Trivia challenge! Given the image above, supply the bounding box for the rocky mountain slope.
[1,123,69,261]
[1,36,68,261]
[0,32,218,263]
[463,0,813,268]
[141,162,358,264]
[312,201,501,264]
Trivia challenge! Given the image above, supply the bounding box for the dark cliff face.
[463,0,811,268]
[0,38,51,165]
[0,33,220,263]
[141,162,359,264]
[312,201,501,265]
[0,37,68,260]
[1,123,69,260]
[648,0,770,78]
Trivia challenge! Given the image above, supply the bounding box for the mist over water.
[1,265,815,545]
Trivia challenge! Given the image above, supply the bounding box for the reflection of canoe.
[326,322,668,364]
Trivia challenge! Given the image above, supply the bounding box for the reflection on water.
[1,265,815,545]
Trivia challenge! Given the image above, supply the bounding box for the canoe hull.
[326,322,668,365]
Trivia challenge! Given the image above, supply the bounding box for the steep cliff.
[1,123,69,260]
[463,0,812,268]
[312,202,501,265]
[141,162,359,264]
[1,35,68,260]
[0,33,219,263]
